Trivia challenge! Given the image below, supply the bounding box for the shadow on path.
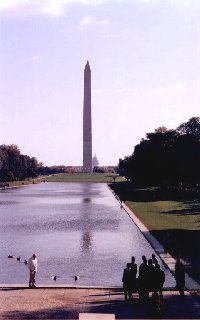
[1,291,199,319]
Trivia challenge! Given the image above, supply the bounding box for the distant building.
[92,153,99,168]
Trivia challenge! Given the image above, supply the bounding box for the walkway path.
[0,287,199,319]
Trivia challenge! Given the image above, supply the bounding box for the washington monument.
[83,61,92,173]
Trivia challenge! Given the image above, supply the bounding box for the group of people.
[122,254,186,318]
[27,252,185,301]
[122,254,165,303]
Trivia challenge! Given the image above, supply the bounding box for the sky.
[0,0,200,166]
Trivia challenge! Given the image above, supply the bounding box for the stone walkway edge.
[0,285,187,290]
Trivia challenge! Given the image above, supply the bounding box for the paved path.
[0,287,200,319]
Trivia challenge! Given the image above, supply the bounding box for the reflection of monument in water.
[80,184,93,253]
[83,61,92,173]
[81,231,92,252]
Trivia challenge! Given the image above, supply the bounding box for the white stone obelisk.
[83,61,92,173]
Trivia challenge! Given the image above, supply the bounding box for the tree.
[177,117,200,139]
[0,144,39,182]
[118,117,200,186]
[124,128,179,185]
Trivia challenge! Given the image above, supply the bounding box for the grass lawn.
[3,178,40,188]
[111,182,200,284]
[46,173,123,183]
[126,200,200,231]
[1,173,123,188]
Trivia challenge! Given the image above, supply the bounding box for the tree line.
[0,144,117,183]
[118,117,200,187]
[0,145,67,182]
[0,144,40,182]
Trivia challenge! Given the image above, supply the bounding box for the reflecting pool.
[0,182,175,287]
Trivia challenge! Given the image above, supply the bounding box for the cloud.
[138,0,200,4]
[137,0,158,3]
[0,0,115,17]
[76,15,110,30]
[136,0,200,9]
[93,86,140,96]
[27,54,40,62]
[149,83,186,97]
[1,0,200,17]
[0,0,70,17]
[167,0,200,8]
[76,15,95,28]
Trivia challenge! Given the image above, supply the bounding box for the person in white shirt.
[28,254,37,288]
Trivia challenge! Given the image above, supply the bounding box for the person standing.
[175,258,185,298]
[154,265,165,299]
[147,259,156,293]
[130,256,138,298]
[28,253,37,288]
[122,263,132,300]
[147,292,164,319]
[138,255,148,301]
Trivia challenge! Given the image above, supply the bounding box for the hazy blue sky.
[0,0,200,166]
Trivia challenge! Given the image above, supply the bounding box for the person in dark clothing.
[131,256,137,274]
[175,258,185,298]
[154,259,160,271]
[122,263,132,300]
[130,256,137,297]
[147,259,156,293]
[147,292,164,319]
[138,256,149,301]
[154,265,165,299]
